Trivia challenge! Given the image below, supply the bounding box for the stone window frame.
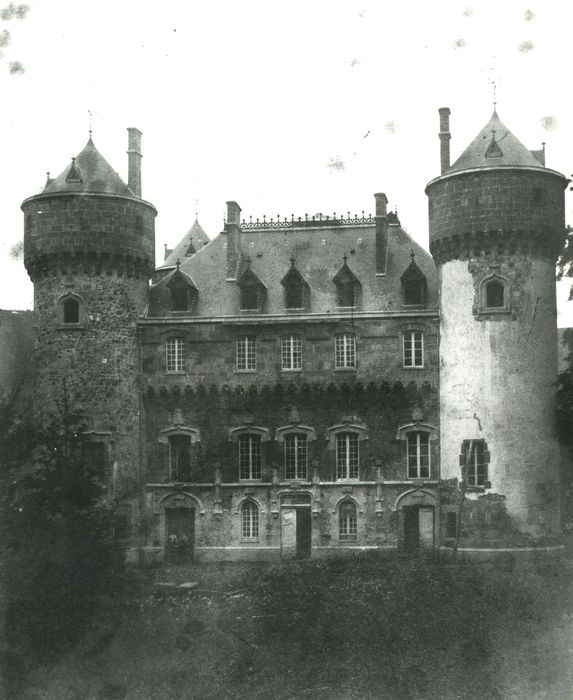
[327,423,367,482]
[240,498,260,541]
[281,263,310,311]
[276,425,316,481]
[402,330,424,369]
[158,426,201,484]
[165,336,186,374]
[396,422,438,481]
[335,332,357,370]
[229,426,271,482]
[281,334,303,372]
[479,274,511,315]
[236,335,256,372]
[57,291,86,329]
[337,497,359,541]
[459,438,491,490]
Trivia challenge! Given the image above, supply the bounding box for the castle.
[15,108,567,561]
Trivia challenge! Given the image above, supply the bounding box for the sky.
[1,0,573,322]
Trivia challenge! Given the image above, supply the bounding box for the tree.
[0,388,126,696]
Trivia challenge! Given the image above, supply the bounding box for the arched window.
[63,297,80,324]
[333,258,361,309]
[401,255,427,307]
[242,500,259,539]
[336,432,360,480]
[237,266,267,312]
[485,279,504,308]
[339,500,357,541]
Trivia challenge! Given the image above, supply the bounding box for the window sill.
[57,323,85,330]
[281,368,303,373]
[402,365,424,370]
[165,371,186,375]
[235,369,257,374]
[334,367,357,372]
[336,478,360,483]
[479,307,511,315]
[239,478,263,483]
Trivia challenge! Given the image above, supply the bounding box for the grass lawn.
[12,552,573,700]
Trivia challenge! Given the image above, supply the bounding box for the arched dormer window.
[401,253,427,306]
[166,265,198,312]
[237,262,267,312]
[281,258,310,310]
[58,292,85,328]
[333,256,361,309]
[479,274,510,314]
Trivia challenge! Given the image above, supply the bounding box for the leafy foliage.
[0,397,126,695]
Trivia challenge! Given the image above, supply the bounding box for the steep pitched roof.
[148,214,438,317]
[449,111,544,173]
[43,137,133,196]
[161,218,210,269]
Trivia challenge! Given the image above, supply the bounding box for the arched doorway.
[395,489,437,553]
[161,493,198,562]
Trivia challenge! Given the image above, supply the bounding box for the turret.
[426,108,568,551]
[21,129,157,504]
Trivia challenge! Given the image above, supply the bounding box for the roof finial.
[176,258,181,271]
[290,256,296,267]
[195,198,199,221]
[492,80,497,112]
[410,249,415,262]
[88,109,93,139]
[343,253,348,265]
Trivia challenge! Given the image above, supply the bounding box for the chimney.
[374,192,388,275]
[224,200,242,280]
[438,107,451,174]
[127,127,143,197]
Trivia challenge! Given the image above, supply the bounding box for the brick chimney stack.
[439,108,451,174]
[374,192,389,275]
[127,127,143,197]
[225,200,242,281]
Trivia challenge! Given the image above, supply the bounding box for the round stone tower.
[426,108,567,549]
[22,129,156,498]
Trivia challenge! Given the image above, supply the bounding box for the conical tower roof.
[160,218,210,269]
[449,111,544,173]
[43,137,133,196]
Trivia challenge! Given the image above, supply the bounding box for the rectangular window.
[284,433,308,480]
[169,435,191,482]
[166,337,185,373]
[407,432,430,479]
[339,501,358,540]
[462,439,488,487]
[403,331,424,368]
[242,501,259,539]
[241,285,259,310]
[335,333,356,369]
[336,432,359,480]
[236,336,256,371]
[281,335,302,371]
[239,434,262,480]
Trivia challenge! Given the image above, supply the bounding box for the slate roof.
[448,111,545,173]
[161,219,211,269]
[42,137,134,196]
[148,213,438,317]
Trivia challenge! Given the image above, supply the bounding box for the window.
[403,331,423,368]
[166,337,185,373]
[169,434,191,482]
[407,432,430,479]
[460,439,490,488]
[241,285,259,310]
[339,500,357,541]
[135,214,143,232]
[242,501,259,539]
[239,434,262,480]
[403,278,425,306]
[485,279,504,309]
[63,297,80,324]
[281,335,302,371]
[84,441,106,480]
[335,333,356,369]
[285,281,303,309]
[284,433,308,480]
[337,280,355,308]
[236,336,256,371]
[336,432,359,480]
[171,286,189,311]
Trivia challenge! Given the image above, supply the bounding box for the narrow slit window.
[63,298,80,324]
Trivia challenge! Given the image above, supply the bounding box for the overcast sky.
[1,0,572,322]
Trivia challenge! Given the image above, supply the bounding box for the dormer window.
[479,274,510,314]
[237,263,267,312]
[333,257,361,309]
[401,253,427,307]
[281,258,309,310]
[166,265,198,313]
[57,292,85,328]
